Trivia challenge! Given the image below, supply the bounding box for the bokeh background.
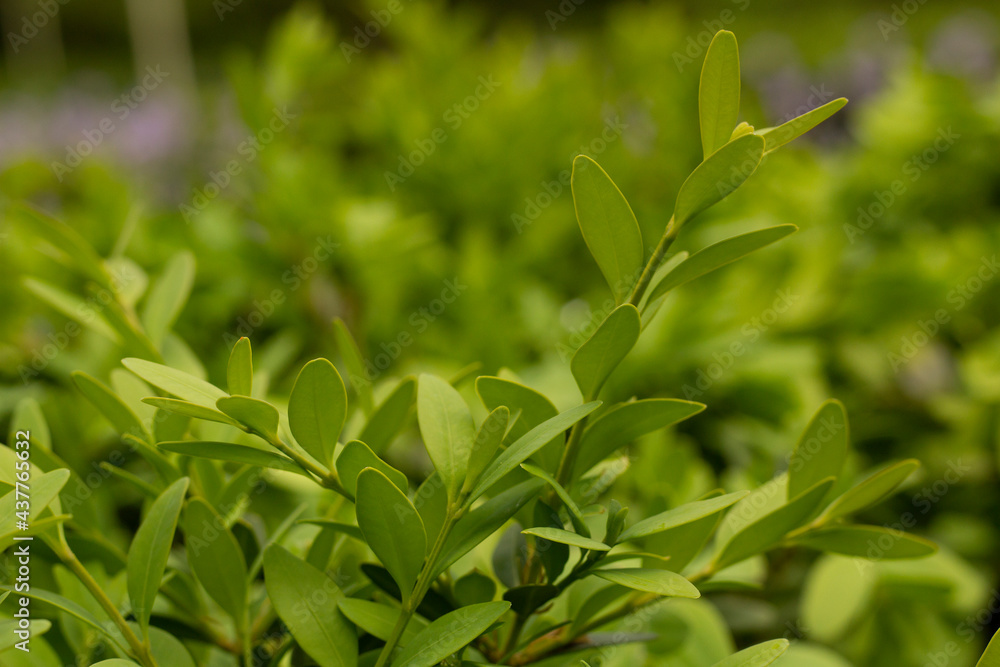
[2,1,1000,665]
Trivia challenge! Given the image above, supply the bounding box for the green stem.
[264,433,349,497]
[373,506,463,667]
[60,546,158,667]
[629,217,678,307]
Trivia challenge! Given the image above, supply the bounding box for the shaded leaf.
[333,318,373,413]
[820,459,919,522]
[141,251,195,347]
[463,407,510,495]
[182,498,248,621]
[72,372,151,442]
[158,441,308,476]
[571,304,640,399]
[358,375,416,454]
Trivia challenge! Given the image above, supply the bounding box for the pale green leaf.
[592,568,700,598]
[72,371,151,442]
[417,374,476,502]
[788,400,848,500]
[757,98,848,154]
[23,278,121,342]
[522,527,610,551]
[333,317,373,414]
[978,629,1000,667]
[571,155,644,303]
[619,490,749,542]
[820,459,919,522]
[571,304,640,399]
[699,30,741,158]
[358,376,416,453]
[289,358,347,465]
[673,134,764,229]
[141,251,195,347]
[122,358,226,409]
[520,462,589,536]
[336,598,426,643]
[141,397,241,427]
[393,601,510,667]
[790,525,936,559]
[217,396,279,440]
[710,639,789,667]
[227,337,253,396]
[158,441,308,476]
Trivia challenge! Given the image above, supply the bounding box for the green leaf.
[790,525,937,559]
[333,317,373,414]
[336,440,408,497]
[575,398,705,475]
[182,498,248,621]
[147,624,196,667]
[468,401,601,502]
[227,337,253,396]
[434,479,544,578]
[355,468,426,603]
[91,661,142,666]
[592,568,700,598]
[571,155,644,303]
[699,30,741,158]
[520,462,589,536]
[72,371,151,442]
[757,98,848,154]
[503,584,560,616]
[571,304,640,399]
[787,400,849,500]
[673,134,765,229]
[289,358,348,465]
[127,477,189,635]
[619,491,749,542]
[158,441,308,476]
[714,478,834,571]
[392,601,510,667]
[263,545,357,667]
[23,277,121,342]
[141,251,195,347]
[476,376,561,471]
[15,205,112,287]
[358,375,416,453]
[0,585,128,653]
[802,555,876,643]
[123,358,226,409]
[645,225,797,304]
[337,598,426,643]
[710,639,789,667]
[217,396,279,440]
[142,397,241,427]
[462,407,510,495]
[820,459,919,522]
[522,527,610,551]
[978,629,1000,667]
[418,374,476,502]
[0,469,70,547]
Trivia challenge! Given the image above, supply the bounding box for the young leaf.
[673,134,765,229]
[216,396,279,440]
[355,468,426,603]
[710,639,789,667]
[182,498,248,621]
[122,358,226,409]
[757,98,848,154]
[592,568,700,598]
[575,398,705,475]
[418,374,476,502]
[392,601,511,667]
[571,155,644,303]
[699,30,741,159]
[128,477,189,635]
[141,251,195,347]
[358,375,416,453]
[978,629,1000,667]
[333,317,373,414]
[336,598,426,643]
[71,371,151,442]
[227,337,253,396]
[787,399,848,500]
[289,358,348,465]
[336,440,408,497]
[644,225,797,305]
[571,304,640,399]
[618,490,749,542]
[263,545,357,667]
[713,478,834,571]
[158,441,309,477]
[462,407,510,495]
[522,527,610,552]
[790,525,937,559]
[468,401,601,502]
[820,459,919,522]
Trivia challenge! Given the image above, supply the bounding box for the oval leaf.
[699,30,741,158]
[336,440,408,497]
[571,304,640,399]
[522,527,610,551]
[289,358,348,465]
[592,568,700,598]
[216,396,279,440]
[417,374,476,502]
[226,337,253,396]
[183,498,248,621]
[571,155,644,303]
[673,134,764,229]
[392,601,511,667]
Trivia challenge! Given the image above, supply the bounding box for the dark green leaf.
[183,498,248,621]
[336,440,408,497]
[978,629,1000,667]
[358,375,416,453]
[476,376,560,471]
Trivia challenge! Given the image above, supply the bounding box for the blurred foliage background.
[1,0,1000,666]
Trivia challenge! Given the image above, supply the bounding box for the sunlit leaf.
[226,337,253,396]
[710,639,789,667]
[757,98,848,154]
[418,374,476,502]
[522,527,610,551]
[289,358,347,465]
[673,134,764,229]
[123,358,226,409]
[699,30,741,158]
[217,396,279,440]
[592,568,700,598]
